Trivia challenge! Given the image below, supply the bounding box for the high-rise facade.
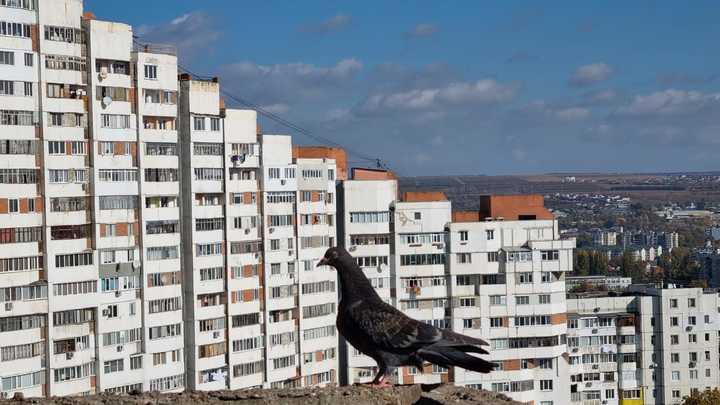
[0,0,186,396]
[0,1,341,398]
[336,174,575,405]
[568,286,720,405]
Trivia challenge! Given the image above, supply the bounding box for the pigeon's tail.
[417,344,495,374]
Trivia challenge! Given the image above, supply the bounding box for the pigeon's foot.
[370,380,394,388]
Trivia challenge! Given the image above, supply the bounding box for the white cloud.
[259,104,289,114]
[298,14,351,35]
[358,79,517,114]
[136,12,221,62]
[223,58,362,82]
[569,63,614,87]
[405,23,439,38]
[616,89,720,116]
[218,58,363,106]
[511,148,528,161]
[555,107,590,121]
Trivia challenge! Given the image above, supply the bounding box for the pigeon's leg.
[371,364,387,385]
[371,365,394,387]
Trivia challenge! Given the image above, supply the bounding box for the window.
[1,110,35,126]
[8,199,18,213]
[193,116,205,131]
[539,294,551,304]
[144,64,157,79]
[457,253,472,264]
[210,117,220,131]
[44,25,83,43]
[515,296,530,305]
[517,272,533,284]
[100,114,131,129]
[670,299,678,308]
[688,298,696,308]
[399,254,446,266]
[193,142,223,156]
[486,229,494,240]
[349,211,390,223]
[400,233,444,245]
[490,317,504,328]
[670,317,678,327]
[487,251,498,262]
[0,21,31,38]
[540,380,553,391]
[0,80,13,95]
[489,295,506,306]
[459,231,468,241]
[541,250,559,260]
[0,51,13,65]
[24,53,33,66]
[671,353,679,363]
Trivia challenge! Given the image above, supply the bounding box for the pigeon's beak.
[316,257,329,268]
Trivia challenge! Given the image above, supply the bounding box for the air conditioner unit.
[213,331,220,339]
[269,228,275,234]
[244,229,251,235]
[4,302,12,311]
[288,250,294,256]
[348,246,356,252]
[115,291,121,297]
[99,67,108,79]
[81,183,87,191]
[65,351,74,360]
[133,260,141,269]
[116,345,123,352]
[436,243,444,250]
[689,362,696,368]
[592,364,599,369]
[572,347,579,353]
[280,179,286,185]
[592,329,598,334]
[686,326,693,332]
[102,309,110,316]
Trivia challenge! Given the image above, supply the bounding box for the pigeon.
[317,246,494,386]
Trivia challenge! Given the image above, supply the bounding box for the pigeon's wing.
[347,300,444,352]
[348,299,490,352]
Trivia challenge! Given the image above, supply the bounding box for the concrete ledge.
[4,385,521,405]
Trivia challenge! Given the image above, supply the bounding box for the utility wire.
[180,62,390,168]
[132,37,397,172]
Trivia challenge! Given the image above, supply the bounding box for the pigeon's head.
[316,247,349,270]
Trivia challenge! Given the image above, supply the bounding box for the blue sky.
[86,0,720,176]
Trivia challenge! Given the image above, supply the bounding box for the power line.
[174,61,390,168]
[133,36,397,172]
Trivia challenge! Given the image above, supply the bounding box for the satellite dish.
[102,96,113,106]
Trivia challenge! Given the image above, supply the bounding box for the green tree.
[682,388,720,405]
[575,251,590,276]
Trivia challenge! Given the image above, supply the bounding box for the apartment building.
[568,286,720,405]
[337,168,398,384]
[336,173,576,404]
[447,195,574,404]
[566,295,639,405]
[176,75,340,390]
[393,191,453,386]
[0,0,187,397]
[0,0,341,397]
